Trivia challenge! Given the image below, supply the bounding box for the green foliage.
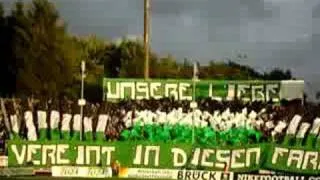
[102,37,158,78]
[71,34,107,64]
[156,54,180,78]
[102,38,292,81]
[264,68,292,80]
[71,35,106,101]
[5,0,77,97]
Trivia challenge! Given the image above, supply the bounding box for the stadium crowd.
[0,97,319,154]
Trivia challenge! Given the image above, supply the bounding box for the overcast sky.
[3,0,320,99]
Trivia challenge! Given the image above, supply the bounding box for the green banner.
[102,78,286,102]
[264,144,320,175]
[8,140,261,172]
[9,141,320,175]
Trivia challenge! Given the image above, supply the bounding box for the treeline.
[0,0,292,102]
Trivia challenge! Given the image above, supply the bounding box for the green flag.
[307,118,320,148]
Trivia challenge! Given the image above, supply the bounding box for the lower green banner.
[8,140,320,175]
[264,144,320,175]
[7,140,261,172]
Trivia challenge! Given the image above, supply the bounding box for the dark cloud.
[69,24,130,38]
[240,0,276,19]
[313,3,320,18]
[151,0,187,16]
[151,0,274,18]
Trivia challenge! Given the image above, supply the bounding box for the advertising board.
[235,174,320,180]
[0,156,8,167]
[118,168,233,180]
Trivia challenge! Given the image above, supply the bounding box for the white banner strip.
[52,166,112,178]
[118,168,234,180]
[0,156,8,167]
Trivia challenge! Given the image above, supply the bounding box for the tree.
[177,58,192,79]
[70,35,107,101]
[13,0,78,98]
[0,2,23,97]
[103,37,158,78]
[157,54,179,78]
[316,92,320,100]
[0,2,8,96]
[0,3,3,18]
[102,43,122,78]
[72,34,107,65]
[117,38,146,77]
[264,68,292,80]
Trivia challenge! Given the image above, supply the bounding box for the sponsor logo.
[0,156,8,167]
[118,168,233,180]
[177,170,233,180]
[118,168,177,179]
[236,174,320,180]
[52,166,112,178]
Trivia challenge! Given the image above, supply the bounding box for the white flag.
[296,123,310,138]
[24,111,37,141]
[310,118,320,135]
[286,115,302,135]
[37,111,47,130]
[193,62,199,80]
[61,114,72,131]
[97,115,108,132]
[50,110,60,130]
[10,115,19,134]
[83,117,93,133]
[73,114,81,132]
[274,121,287,133]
